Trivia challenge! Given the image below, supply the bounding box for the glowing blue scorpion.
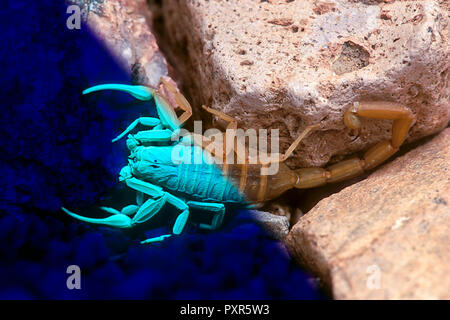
[62,79,246,244]
[62,78,414,244]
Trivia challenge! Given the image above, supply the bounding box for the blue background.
[0,0,322,299]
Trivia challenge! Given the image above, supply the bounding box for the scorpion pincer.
[62,78,414,244]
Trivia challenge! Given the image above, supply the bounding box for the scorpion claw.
[99,206,121,215]
[82,84,154,101]
[61,207,132,229]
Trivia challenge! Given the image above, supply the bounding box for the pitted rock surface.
[158,0,449,168]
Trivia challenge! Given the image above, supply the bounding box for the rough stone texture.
[158,0,449,168]
[250,210,290,240]
[285,128,450,299]
[70,0,172,87]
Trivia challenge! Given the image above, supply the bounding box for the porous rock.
[285,128,450,299]
[158,0,449,168]
[71,0,171,87]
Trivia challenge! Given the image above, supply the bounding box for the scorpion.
[62,78,414,244]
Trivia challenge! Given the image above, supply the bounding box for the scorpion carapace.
[62,78,414,243]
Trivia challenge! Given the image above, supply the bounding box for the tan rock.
[158,0,449,168]
[285,128,450,299]
[71,0,171,87]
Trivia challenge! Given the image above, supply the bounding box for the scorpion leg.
[238,124,319,202]
[201,105,239,173]
[167,193,190,234]
[160,78,193,125]
[124,129,177,152]
[186,201,225,231]
[140,192,190,244]
[243,122,319,204]
[201,105,320,165]
[295,101,414,188]
[129,128,175,144]
[111,117,161,142]
[125,178,190,242]
[276,124,321,162]
[200,107,261,196]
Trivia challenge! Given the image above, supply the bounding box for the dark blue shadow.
[0,0,324,299]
